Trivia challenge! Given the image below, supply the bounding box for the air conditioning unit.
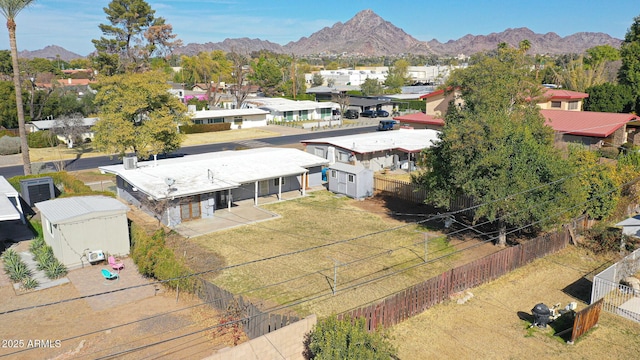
[123,155,138,170]
[87,250,105,263]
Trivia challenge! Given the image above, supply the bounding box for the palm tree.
[0,0,35,175]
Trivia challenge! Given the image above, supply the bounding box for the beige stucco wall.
[425,91,463,116]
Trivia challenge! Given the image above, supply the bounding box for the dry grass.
[192,191,462,317]
[391,246,640,359]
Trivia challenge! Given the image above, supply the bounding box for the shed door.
[259,180,269,196]
[338,172,348,194]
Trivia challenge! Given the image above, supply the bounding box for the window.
[348,174,355,183]
[551,101,561,108]
[314,147,325,157]
[234,116,243,125]
[284,111,294,121]
[299,110,309,120]
[45,218,53,235]
[338,151,351,162]
[320,108,331,117]
[194,118,223,124]
[568,101,579,110]
[273,177,285,186]
[331,170,337,178]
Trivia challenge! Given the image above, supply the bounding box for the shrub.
[130,224,196,292]
[179,123,231,134]
[0,135,21,155]
[27,130,58,148]
[582,226,640,254]
[5,258,31,282]
[44,260,67,279]
[22,277,39,290]
[598,146,619,159]
[303,315,397,360]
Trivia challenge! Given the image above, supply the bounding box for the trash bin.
[531,303,551,328]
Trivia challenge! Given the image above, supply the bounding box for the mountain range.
[20,9,622,61]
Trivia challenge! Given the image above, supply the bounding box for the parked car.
[376,110,389,117]
[377,119,397,131]
[344,109,359,119]
[360,110,377,118]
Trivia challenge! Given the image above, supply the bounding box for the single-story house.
[616,215,640,237]
[99,147,329,228]
[540,110,639,149]
[327,162,374,199]
[188,108,269,129]
[301,128,440,172]
[35,196,130,269]
[26,117,98,147]
[243,97,339,123]
[0,175,24,224]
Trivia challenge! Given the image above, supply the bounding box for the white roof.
[35,195,129,224]
[302,128,441,154]
[29,117,98,130]
[0,176,19,221]
[244,97,337,112]
[190,108,269,119]
[99,148,329,200]
[616,215,640,227]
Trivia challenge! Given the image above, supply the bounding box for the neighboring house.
[394,112,445,131]
[616,215,640,237]
[243,97,339,123]
[420,88,463,116]
[538,89,589,111]
[0,175,25,225]
[99,148,329,228]
[26,117,98,147]
[188,108,269,129]
[301,128,440,172]
[541,110,639,149]
[327,162,374,199]
[35,196,130,269]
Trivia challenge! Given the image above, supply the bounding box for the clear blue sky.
[1,0,637,56]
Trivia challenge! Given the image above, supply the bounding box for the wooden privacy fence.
[197,279,299,339]
[340,228,573,330]
[373,176,427,204]
[570,299,603,344]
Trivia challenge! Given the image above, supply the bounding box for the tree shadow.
[562,277,593,304]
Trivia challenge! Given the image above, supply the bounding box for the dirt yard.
[0,241,237,360]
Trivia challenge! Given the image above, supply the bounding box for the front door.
[180,195,201,221]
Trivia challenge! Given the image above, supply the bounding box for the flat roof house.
[302,128,440,172]
[243,97,339,123]
[99,148,329,228]
[0,175,24,224]
[188,108,270,129]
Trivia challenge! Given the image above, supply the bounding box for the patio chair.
[101,268,119,281]
[108,256,124,272]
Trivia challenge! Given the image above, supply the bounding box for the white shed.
[35,196,130,269]
[616,215,640,237]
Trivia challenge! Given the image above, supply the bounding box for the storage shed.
[616,215,640,237]
[327,162,374,199]
[35,196,130,269]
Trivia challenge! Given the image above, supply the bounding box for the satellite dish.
[164,177,175,187]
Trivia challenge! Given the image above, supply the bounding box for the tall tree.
[92,0,179,75]
[92,71,188,159]
[619,14,640,113]
[248,54,282,96]
[227,51,250,108]
[584,83,635,113]
[384,59,411,93]
[0,0,34,175]
[360,77,383,96]
[414,47,585,246]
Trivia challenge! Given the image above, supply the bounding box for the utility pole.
[328,257,343,295]
[424,232,429,262]
[291,54,296,99]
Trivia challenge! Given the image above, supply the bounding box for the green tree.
[414,47,585,246]
[92,71,188,159]
[303,316,397,360]
[0,0,34,175]
[619,14,640,113]
[312,73,324,87]
[0,49,12,75]
[384,59,411,94]
[0,80,19,128]
[568,146,618,220]
[584,83,635,113]
[249,54,282,96]
[180,50,232,107]
[92,0,179,75]
[360,77,383,96]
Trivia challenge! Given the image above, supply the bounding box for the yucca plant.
[2,248,20,266]
[44,260,67,279]
[29,237,45,253]
[7,261,31,282]
[34,250,53,271]
[21,277,39,290]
